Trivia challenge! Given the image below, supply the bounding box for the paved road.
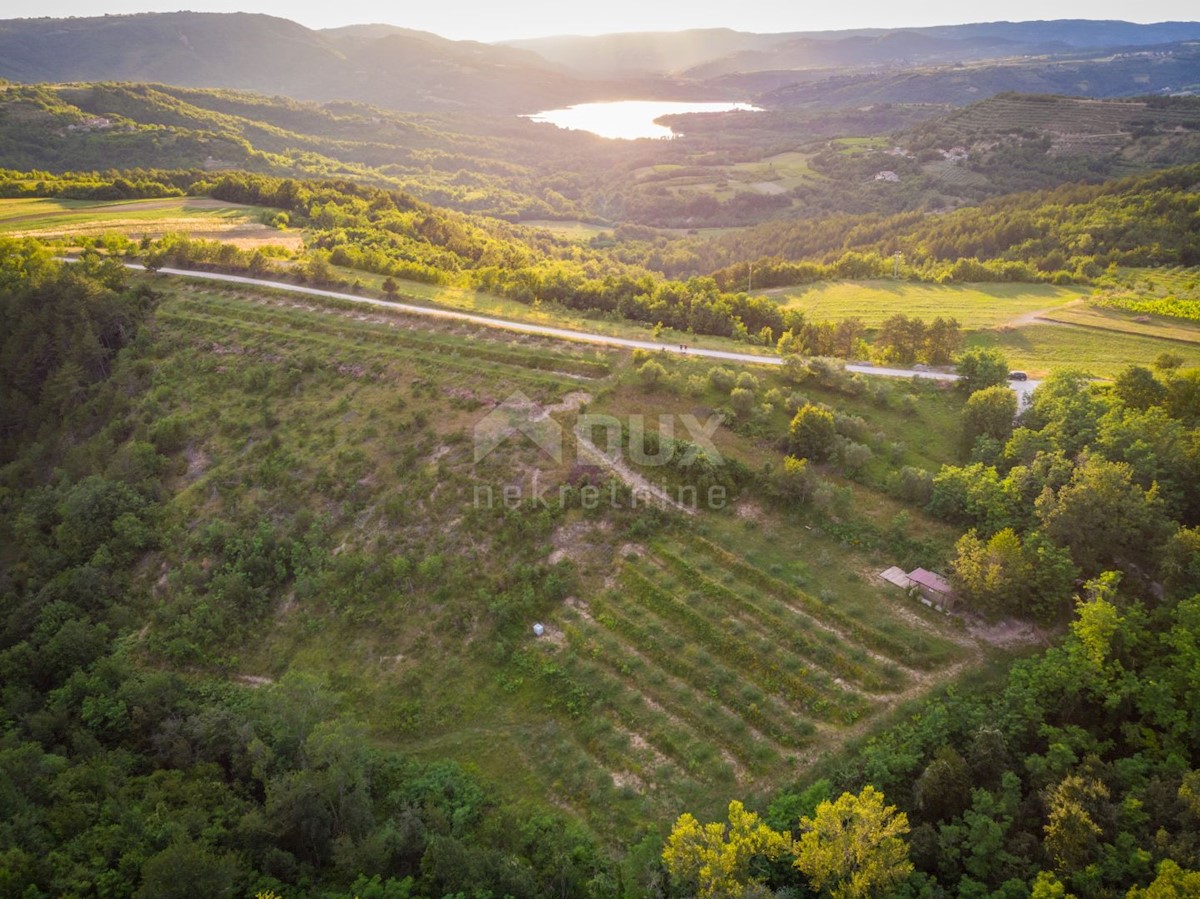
[129,265,1039,395]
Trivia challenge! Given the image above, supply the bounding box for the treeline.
[672,163,1200,287]
[0,247,614,898]
[905,362,1200,622]
[2,166,800,344]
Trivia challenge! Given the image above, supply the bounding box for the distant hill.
[761,44,1200,108]
[506,20,1200,79]
[501,28,790,78]
[0,12,616,113]
[681,32,1066,80]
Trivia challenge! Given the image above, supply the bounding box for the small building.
[907,568,955,607]
[878,566,957,611]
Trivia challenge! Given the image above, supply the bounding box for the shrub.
[789,405,837,462]
[708,366,736,392]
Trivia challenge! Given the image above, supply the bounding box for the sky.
[13,1,1200,41]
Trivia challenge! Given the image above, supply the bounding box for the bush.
[730,387,756,416]
[708,367,736,392]
[735,372,760,391]
[638,360,667,387]
[789,404,837,462]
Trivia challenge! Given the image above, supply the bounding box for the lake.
[523,100,762,140]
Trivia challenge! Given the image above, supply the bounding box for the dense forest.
[0,243,620,898]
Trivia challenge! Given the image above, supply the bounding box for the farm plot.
[0,196,299,248]
[531,527,967,823]
[766,279,1085,329]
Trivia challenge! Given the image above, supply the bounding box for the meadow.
[968,321,1200,377]
[0,196,299,248]
[765,279,1086,329]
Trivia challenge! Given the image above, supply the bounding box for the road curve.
[127,265,1032,390]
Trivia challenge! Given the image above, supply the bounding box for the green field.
[969,322,1200,377]
[766,280,1086,329]
[1041,303,1200,344]
[518,219,613,241]
[0,196,296,247]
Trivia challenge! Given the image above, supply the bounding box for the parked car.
[1008,371,1029,381]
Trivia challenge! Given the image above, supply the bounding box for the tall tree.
[663,800,792,899]
[794,786,913,899]
[956,348,1010,395]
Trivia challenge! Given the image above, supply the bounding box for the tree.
[1113,365,1166,411]
[381,276,399,296]
[951,528,1030,618]
[789,404,837,462]
[1126,860,1200,898]
[1153,352,1185,374]
[1165,369,1200,426]
[662,800,792,899]
[951,528,1076,622]
[877,315,927,364]
[1026,370,1107,457]
[925,317,963,365]
[1036,455,1171,573]
[133,839,242,899]
[772,455,819,504]
[794,786,913,899]
[1043,776,1110,873]
[962,385,1018,455]
[913,747,971,822]
[956,348,1010,395]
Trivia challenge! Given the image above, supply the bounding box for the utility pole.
[748,262,753,293]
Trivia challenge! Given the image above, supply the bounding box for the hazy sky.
[15,1,1200,41]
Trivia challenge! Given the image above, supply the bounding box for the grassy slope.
[968,322,1200,378]
[0,196,298,247]
[137,278,983,841]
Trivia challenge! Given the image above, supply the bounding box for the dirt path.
[999,298,1084,329]
[576,431,695,515]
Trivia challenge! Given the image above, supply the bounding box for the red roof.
[908,568,952,595]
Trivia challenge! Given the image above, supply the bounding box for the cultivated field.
[0,196,301,248]
[140,277,980,838]
[765,279,1086,329]
[969,321,1200,377]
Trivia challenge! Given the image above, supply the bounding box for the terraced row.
[175,290,612,377]
[649,543,907,693]
[159,306,578,392]
[675,533,963,670]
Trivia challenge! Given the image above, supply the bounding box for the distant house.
[874,170,900,182]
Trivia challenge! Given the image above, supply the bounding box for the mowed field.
[969,321,1200,377]
[765,280,1087,329]
[0,196,302,249]
[142,277,977,838]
